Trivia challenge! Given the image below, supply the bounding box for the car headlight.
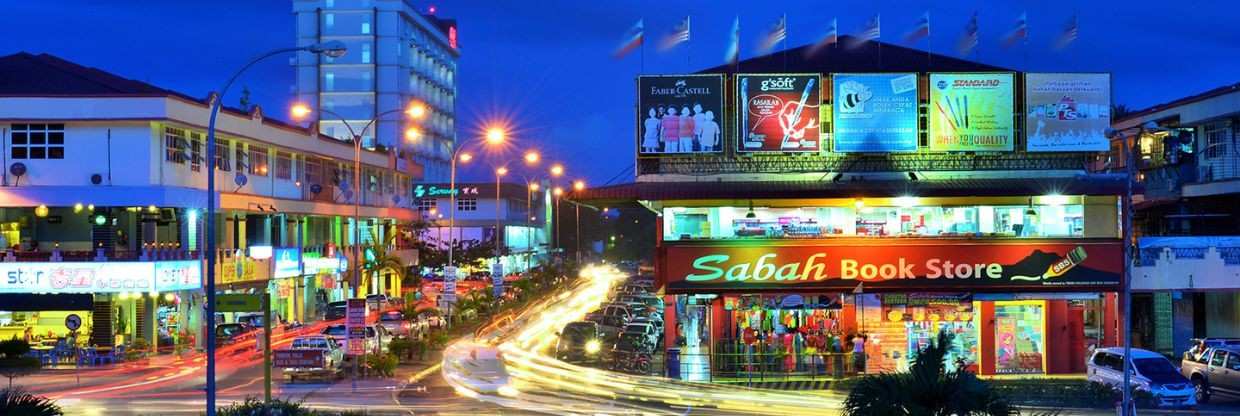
[585,339,601,354]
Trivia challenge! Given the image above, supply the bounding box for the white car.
[1087,347,1196,408]
[321,324,390,355]
[447,345,512,395]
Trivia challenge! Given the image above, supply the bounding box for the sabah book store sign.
[737,74,823,153]
[928,73,1015,151]
[662,240,1121,293]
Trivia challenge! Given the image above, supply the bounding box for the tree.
[0,388,61,416]
[0,340,40,389]
[843,330,1016,416]
[363,228,407,295]
[1112,104,1133,120]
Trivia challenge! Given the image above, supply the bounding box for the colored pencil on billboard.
[780,77,816,148]
[740,77,751,146]
[934,100,957,131]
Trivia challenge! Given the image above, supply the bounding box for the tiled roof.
[0,52,184,96]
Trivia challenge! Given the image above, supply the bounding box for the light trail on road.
[441,265,846,415]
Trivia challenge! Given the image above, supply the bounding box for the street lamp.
[1104,121,1166,416]
[447,126,507,295]
[572,180,585,263]
[492,152,540,273]
[527,181,540,272]
[290,99,426,300]
[203,40,346,416]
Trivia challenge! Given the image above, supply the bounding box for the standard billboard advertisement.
[832,73,920,152]
[661,240,1121,293]
[1025,73,1112,152]
[637,74,725,155]
[928,73,1015,151]
[737,74,823,153]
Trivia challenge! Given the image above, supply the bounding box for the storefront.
[659,237,1122,378]
[302,251,350,310]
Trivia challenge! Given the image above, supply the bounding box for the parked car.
[321,324,390,355]
[215,323,252,346]
[1184,338,1240,362]
[326,301,348,320]
[623,321,660,347]
[365,294,389,311]
[1087,347,1196,408]
[281,336,345,382]
[1181,346,1240,403]
[556,321,604,364]
[378,310,420,339]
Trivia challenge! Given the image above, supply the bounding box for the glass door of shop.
[994,301,1047,374]
[679,303,711,381]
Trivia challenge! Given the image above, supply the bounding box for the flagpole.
[782,14,788,72]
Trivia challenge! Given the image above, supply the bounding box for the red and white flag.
[1001,12,1028,48]
[804,17,838,58]
[659,16,691,51]
[846,14,881,49]
[758,14,787,53]
[956,12,979,56]
[1053,14,1078,51]
[903,11,930,45]
[612,18,644,58]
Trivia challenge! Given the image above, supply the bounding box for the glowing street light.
[496,166,509,176]
[459,153,474,163]
[573,180,585,191]
[553,187,564,197]
[486,127,506,145]
[404,127,421,142]
[524,151,540,164]
[406,101,427,119]
[550,164,564,177]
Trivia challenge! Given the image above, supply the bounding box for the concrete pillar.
[141,296,157,350]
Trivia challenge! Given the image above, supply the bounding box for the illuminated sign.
[272,248,302,278]
[832,73,920,152]
[448,26,458,49]
[737,74,823,153]
[304,254,347,274]
[414,185,479,198]
[636,74,726,156]
[248,245,273,260]
[662,240,1120,293]
[0,261,204,294]
[1025,73,1112,152]
[928,73,1015,151]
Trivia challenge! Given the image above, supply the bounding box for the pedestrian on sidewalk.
[851,332,867,375]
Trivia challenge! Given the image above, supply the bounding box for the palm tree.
[363,229,408,297]
[843,330,1016,416]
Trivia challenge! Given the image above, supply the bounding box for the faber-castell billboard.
[832,73,920,152]
[1025,73,1112,152]
[637,74,726,156]
[928,73,1015,151]
[736,74,823,153]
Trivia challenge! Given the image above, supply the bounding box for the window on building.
[10,123,65,160]
[275,151,293,180]
[215,140,231,171]
[164,127,189,164]
[457,198,477,211]
[189,131,203,172]
[234,144,248,172]
[305,157,322,186]
[417,198,437,213]
[1204,122,1230,160]
[249,145,269,176]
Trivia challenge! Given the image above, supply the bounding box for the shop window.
[994,301,1045,374]
[164,127,189,164]
[249,145,269,176]
[275,151,293,180]
[457,198,477,211]
[215,140,231,171]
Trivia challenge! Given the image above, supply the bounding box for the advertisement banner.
[154,260,202,291]
[345,298,366,355]
[1025,73,1112,152]
[661,240,1121,293]
[637,74,725,156]
[273,248,302,278]
[832,73,920,152]
[737,74,823,152]
[928,73,1015,151]
[0,262,155,293]
[273,349,324,368]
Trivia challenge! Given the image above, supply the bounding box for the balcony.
[1133,237,1240,290]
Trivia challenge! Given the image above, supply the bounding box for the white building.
[0,52,419,350]
[293,0,459,182]
[417,182,551,274]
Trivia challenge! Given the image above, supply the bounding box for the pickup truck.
[277,336,345,382]
[1181,346,1240,403]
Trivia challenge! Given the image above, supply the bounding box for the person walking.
[852,332,867,374]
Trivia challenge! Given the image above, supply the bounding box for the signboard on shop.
[345,298,366,355]
[737,74,823,153]
[273,349,324,368]
[491,263,504,299]
[636,74,726,156]
[215,294,262,312]
[832,73,920,152]
[661,240,1122,293]
[0,261,201,293]
[928,73,1015,151]
[1024,73,1112,152]
[272,248,302,278]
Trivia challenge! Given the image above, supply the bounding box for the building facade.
[293,0,459,182]
[416,182,551,274]
[0,52,419,350]
[575,37,1126,380]
[1106,82,1240,357]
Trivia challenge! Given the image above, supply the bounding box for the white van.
[1087,347,1195,408]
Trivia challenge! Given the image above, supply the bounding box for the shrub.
[366,354,397,378]
[0,340,31,359]
[0,388,62,416]
[216,397,309,416]
[388,338,413,361]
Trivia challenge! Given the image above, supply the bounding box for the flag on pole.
[758,14,787,54]
[846,14,881,49]
[724,16,740,64]
[903,11,930,44]
[659,16,691,51]
[956,12,979,56]
[612,18,644,58]
[1001,12,1028,48]
[1054,14,1078,51]
[804,17,838,58]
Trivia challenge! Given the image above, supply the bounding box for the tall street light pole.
[445,127,507,322]
[492,151,540,273]
[572,180,585,264]
[204,40,346,416]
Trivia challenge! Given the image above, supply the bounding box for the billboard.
[832,73,920,152]
[637,74,725,155]
[1025,73,1112,152]
[737,74,823,153]
[928,73,1015,151]
[661,240,1121,293]
[273,248,302,278]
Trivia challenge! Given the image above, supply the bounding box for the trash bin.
[666,348,681,379]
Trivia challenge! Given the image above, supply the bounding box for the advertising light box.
[154,260,203,291]
[928,73,1015,151]
[832,73,920,152]
[737,74,823,153]
[637,74,725,156]
[273,248,302,278]
[1025,73,1112,152]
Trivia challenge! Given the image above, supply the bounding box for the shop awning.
[569,174,1133,204]
[0,294,93,311]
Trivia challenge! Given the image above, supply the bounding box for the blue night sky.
[3,1,1239,184]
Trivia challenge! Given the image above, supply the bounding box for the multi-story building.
[416,182,551,274]
[0,52,419,350]
[293,0,459,182]
[1106,82,1240,357]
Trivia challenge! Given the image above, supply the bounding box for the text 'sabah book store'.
[572,36,1128,381]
